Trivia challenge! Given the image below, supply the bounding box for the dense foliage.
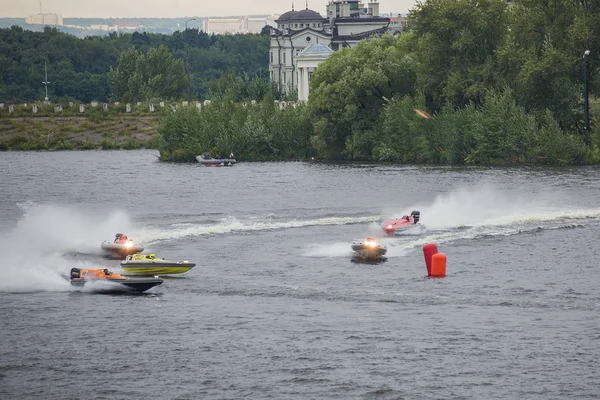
[160,0,599,165]
[0,26,269,103]
[305,0,599,164]
[107,46,186,103]
[159,97,313,162]
[2,0,600,165]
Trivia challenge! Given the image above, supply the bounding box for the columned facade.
[296,44,333,101]
[297,66,313,102]
[269,1,391,99]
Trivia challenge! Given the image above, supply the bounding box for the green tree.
[142,45,186,100]
[108,45,185,102]
[309,34,418,158]
[408,0,509,110]
[0,26,269,103]
[466,88,538,164]
[107,47,142,103]
[495,0,600,133]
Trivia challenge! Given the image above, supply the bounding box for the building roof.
[331,27,388,42]
[276,10,298,22]
[270,25,332,37]
[298,43,333,55]
[334,17,390,23]
[290,9,325,21]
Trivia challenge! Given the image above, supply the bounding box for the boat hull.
[351,242,387,259]
[70,277,163,293]
[351,256,388,264]
[101,242,144,257]
[195,156,236,166]
[382,223,426,235]
[121,261,196,275]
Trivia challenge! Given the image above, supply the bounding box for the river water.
[1,150,599,399]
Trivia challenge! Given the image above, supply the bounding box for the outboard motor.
[410,210,420,224]
[70,268,81,279]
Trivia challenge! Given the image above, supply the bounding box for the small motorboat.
[382,210,424,235]
[196,151,236,167]
[351,237,387,261]
[69,267,163,293]
[121,253,196,276]
[101,233,144,258]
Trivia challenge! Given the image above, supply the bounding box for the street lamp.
[42,61,50,102]
[185,17,197,101]
[583,50,591,144]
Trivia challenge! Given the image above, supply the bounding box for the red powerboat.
[382,210,422,235]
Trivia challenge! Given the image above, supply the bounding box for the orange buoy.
[422,243,438,276]
[431,253,447,277]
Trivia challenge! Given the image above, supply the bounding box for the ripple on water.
[1,153,600,399]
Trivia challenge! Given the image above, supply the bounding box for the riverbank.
[0,116,160,151]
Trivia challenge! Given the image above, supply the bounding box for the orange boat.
[69,267,163,293]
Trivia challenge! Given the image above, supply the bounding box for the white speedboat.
[101,233,144,258]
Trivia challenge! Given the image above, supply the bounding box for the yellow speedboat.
[120,253,196,276]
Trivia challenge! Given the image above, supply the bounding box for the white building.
[203,15,277,34]
[296,44,333,101]
[269,0,390,99]
[90,24,112,31]
[25,13,63,26]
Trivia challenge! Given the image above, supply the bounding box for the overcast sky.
[2,0,419,18]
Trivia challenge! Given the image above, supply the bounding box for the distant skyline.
[1,0,419,18]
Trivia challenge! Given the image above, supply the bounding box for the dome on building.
[276,10,298,21]
[290,9,325,21]
[298,43,333,56]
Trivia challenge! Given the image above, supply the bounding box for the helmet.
[149,253,155,259]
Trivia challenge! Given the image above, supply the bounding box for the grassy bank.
[0,115,160,151]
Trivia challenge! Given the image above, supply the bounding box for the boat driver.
[401,215,417,224]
